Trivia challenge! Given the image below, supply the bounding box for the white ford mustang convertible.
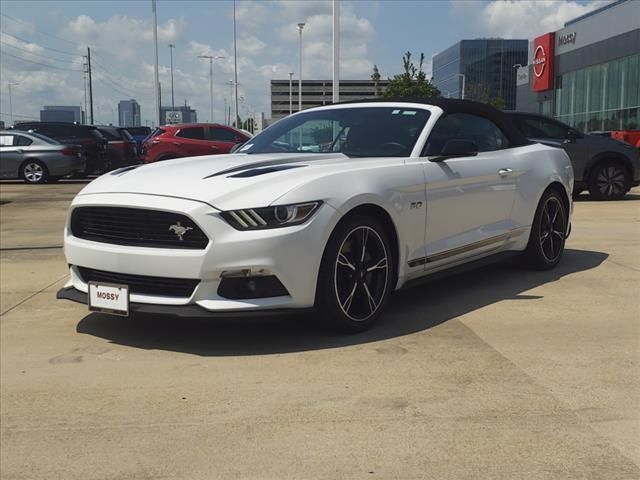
[58,99,573,331]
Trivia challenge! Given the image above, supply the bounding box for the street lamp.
[198,55,225,123]
[297,22,305,112]
[288,72,294,115]
[7,82,19,127]
[168,44,175,114]
[455,73,466,100]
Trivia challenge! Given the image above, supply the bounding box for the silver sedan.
[0,130,86,184]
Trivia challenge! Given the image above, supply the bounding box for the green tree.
[371,64,381,96]
[464,82,506,110]
[384,51,440,98]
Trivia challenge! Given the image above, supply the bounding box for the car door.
[174,126,211,157]
[207,126,243,154]
[0,134,21,178]
[420,113,519,267]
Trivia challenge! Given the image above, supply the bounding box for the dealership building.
[516,0,639,131]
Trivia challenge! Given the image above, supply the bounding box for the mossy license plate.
[88,282,129,316]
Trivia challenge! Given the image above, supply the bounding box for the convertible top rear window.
[243,107,431,158]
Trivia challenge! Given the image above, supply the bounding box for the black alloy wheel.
[538,196,565,263]
[588,160,631,200]
[334,226,389,322]
[520,189,567,270]
[316,215,394,332]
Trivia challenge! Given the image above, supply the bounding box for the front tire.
[520,189,568,270]
[588,160,631,200]
[316,215,394,332]
[21,160,49,184]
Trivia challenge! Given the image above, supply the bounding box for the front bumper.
[60,192,336,314]
[56,286,313,318]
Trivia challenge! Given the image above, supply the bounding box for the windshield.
[242,106,430,157]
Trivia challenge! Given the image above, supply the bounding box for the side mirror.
[564,130,578,143]
[432,139,478,161]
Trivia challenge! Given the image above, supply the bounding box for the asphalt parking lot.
[1,181,639,480]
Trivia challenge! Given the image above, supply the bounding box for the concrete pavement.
[1,181,638,479]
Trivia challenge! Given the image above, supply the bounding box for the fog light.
[218,275,289,299]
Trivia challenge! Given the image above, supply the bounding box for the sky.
[0,0,610,126]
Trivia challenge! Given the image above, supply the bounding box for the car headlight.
[221,201,322,230]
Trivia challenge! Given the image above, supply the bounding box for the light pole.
[198,55,225,122]
[227,80,233,125]
[7,82,19,127]
[297,22,305,112]
[288,72,294,115]
[168,44,175,114]
[455,73,466,100]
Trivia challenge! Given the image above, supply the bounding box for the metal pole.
[8,83,18,127]
[87,47,94,124]
[288,72,293,115]
[169,44,175,113]
[332,0,339,103]
[233,0,240,128]
[152,0,160,126]
[209,57,213,123]
[297,23,305,112]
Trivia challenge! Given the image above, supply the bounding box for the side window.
[177,127,205,140]
[208,127,239,142]
[15,135,33,146]
[423,113,511,155]
[0,135,14,147]
[525,118,568,139]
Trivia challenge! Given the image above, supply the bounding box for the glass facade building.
[555,54,639,131]
[432,39,528,110]
[516,0,640,132]
[117,99,141,127]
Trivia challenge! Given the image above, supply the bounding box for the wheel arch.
[19,157,48,174]
[318,202,401,296]
[584,151,633,181]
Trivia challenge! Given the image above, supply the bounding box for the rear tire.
[588,160,631,200]
[20,160,49,184]
[315,215,394,333]
[519,189,568,270]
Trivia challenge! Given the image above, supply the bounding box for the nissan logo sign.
[533,45,546,78]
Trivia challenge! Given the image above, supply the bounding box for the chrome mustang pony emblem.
[168,221,193,241]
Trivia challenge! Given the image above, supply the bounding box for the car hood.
[78,152,377,210]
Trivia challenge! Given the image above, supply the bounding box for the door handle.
[173,142,181,146]
[16,149,24,153]
[211,145,219,150]
[498,168,513,177]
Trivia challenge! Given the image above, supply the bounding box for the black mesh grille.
[77,266,199,298]
[71,207,208,249]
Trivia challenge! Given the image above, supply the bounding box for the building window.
[555,54,640,131]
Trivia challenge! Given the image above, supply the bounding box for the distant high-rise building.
[432,39,528,110]
[40,106,84,123]
[118,99,141,127]
[160,105,198,125]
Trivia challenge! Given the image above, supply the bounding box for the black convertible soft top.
[337,97,530,148]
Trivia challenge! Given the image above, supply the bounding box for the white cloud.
[480,0,611,40]
[1,3,377,125]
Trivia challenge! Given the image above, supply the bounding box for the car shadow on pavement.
[76,248,608,356]
[574,192,640,202]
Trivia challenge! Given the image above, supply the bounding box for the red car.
[611,130,640,149]
[141,123,250,163]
